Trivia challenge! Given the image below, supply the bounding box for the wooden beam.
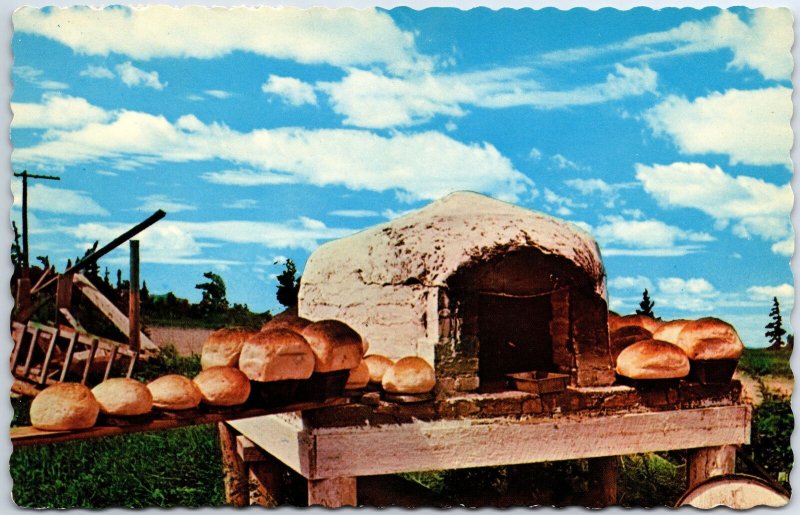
[248,458,288,507]
[128,240,141,353]
[307,477,357,507]
[687,445,737,489]
[298,406,749,479]
[227,414,314,478]
[59,308,86,333]
[72,273,157,352]
[586,456,617,507]
[218,422,248,507]
[237,435,268,463]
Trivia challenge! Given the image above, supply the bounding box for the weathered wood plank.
[11,399,347,447]
[72,273,157,352]
[218,422,248,507]
[228,413,313,477]
[687,445,737,489]
[307,477,357,507]
[237,435,268,463]
[308,405,750,479]
[59,308,86,333]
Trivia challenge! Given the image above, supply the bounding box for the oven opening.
[477,292,555,392]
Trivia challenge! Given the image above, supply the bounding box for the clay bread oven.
[299,192,613,393]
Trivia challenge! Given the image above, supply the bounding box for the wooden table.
[226,403,751,507]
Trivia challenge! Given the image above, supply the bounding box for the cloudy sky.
[10,6,793,347]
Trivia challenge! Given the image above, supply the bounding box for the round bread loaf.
[610,325,652,361]
[610,314,663,334]
[360,336,370,355]
[147,374,202,410]
[261,311,313,334]
[652,319,691,344]
[382,356,436,394]
[615,339,690,380]
[194,366,251,406]
[345,360,370,390]
[302,320,363,373]
[201,327,259,370]
[30,383,100,431]
[92,378,153,416]
[364,354,395,384]
[675,317,744,360]
[238,329,315,381]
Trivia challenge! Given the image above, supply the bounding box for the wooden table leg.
[217,422,248,507]
[687,445,736,489]
[586,456,618,507]
[308,477,357,507]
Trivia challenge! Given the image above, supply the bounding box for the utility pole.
[13,170,60,316]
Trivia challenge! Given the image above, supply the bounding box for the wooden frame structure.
[224,401,751,507]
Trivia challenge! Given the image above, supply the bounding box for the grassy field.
[10,345,794,508]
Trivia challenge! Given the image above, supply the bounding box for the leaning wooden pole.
[128,240,141,354]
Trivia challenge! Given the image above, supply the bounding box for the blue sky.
[9,6,794,347]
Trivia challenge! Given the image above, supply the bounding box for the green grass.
[738,347,793,378]
[11,425,225,508]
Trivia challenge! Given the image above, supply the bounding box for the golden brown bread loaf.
[261,311,313,334]
[238,329,315,381]
[382,356,436,394]
[610,325,652,361]
[610,314,663,334]
[615,339,690,380]
[147,374,202,410]
[364,354,395,384]
[193,366,251,406]
[652,319,691,344]
[201,327,259,369]
[344,360,370,390]
[92,378,153,416]
[302,320,363,373]
[675,317,744,360]
[30,383,100,431]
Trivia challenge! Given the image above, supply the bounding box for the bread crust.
[615,339,690,380]
[364,355,395,384]
[345,360,370,390]
[302,320,363,373]
[194,367,251,406]
[147,374,202,410]
[675,317,744,360]
[610,325,652,361]
[261,312,313,334]
[382,356,436,394]
[92,378,153,416]
[201,327,259,369]
[610,314,663,334]
[238,328,315,381]
[30,383,100,431]
[651,319,690,344]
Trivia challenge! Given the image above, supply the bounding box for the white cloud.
[747,283,794,304]
[115,62,166,90]
[261,75,317,106]
[607,275,653,291]
[137,194,195,213]
[565,178,628,208]
[771,237,794,257]
[80,65,115,79]
[644,87,792,167]
[12,94,112,129]
[223,199,257,209]
[14,109,534,203]
[321,64,657,128]
[529,147,542,160]
[542,188,586,216]
[205,89,232,99]
[329,209,380,218]
[654,277,719,312]
[636,162,792,251]
[13,65,68,90]
[542,9,792,81]
[11,181,108,216]
[13,6,428,74]
[551,154,589,171]
[590,214,713,256]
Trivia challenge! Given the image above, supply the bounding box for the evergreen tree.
[276,259,301,308]
[765,297,787,350]
[635,288,656,318]
[10,221,22,271]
